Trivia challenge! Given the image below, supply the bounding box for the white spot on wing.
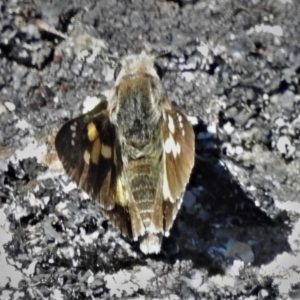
[162,152,175,203]
[175,142,181,156]
[70,124,77,131]
[164,135,181,158]
[168,115,175,134]
[164,136,174,154]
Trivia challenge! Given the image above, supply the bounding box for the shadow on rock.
[160,120,291,274]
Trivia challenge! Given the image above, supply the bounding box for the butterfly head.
[113,51,163,85]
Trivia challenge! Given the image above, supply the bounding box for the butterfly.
[55,51,195,254]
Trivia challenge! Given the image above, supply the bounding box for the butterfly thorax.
[113,74,163,160]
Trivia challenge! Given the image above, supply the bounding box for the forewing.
[55,100,117,210]
[162,107,195,231]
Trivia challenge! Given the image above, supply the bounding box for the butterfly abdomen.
[127,159,161,230]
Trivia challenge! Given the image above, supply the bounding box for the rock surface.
[1,0,300,299]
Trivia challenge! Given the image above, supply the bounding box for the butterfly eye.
[153,63,164,79]
[114,63,122,80]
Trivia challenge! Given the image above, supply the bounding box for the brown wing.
[161,107,195,232]
[55,100,117,210]
[55,100,145,241]
[105,203,133,239]
[106,198,146,242]
[106,174,145,241]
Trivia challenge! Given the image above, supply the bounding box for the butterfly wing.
[55,100,146,241]
[161,107,195,232]
[106,172,145,241]
[55,100,117,210]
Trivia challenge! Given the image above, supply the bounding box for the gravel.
[1,0,300,299]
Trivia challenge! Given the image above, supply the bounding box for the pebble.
[223,121,235,134]
[4,101,15,111]
[259,289,269,298]
[276,136,295,158]
[279,90,295,112]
